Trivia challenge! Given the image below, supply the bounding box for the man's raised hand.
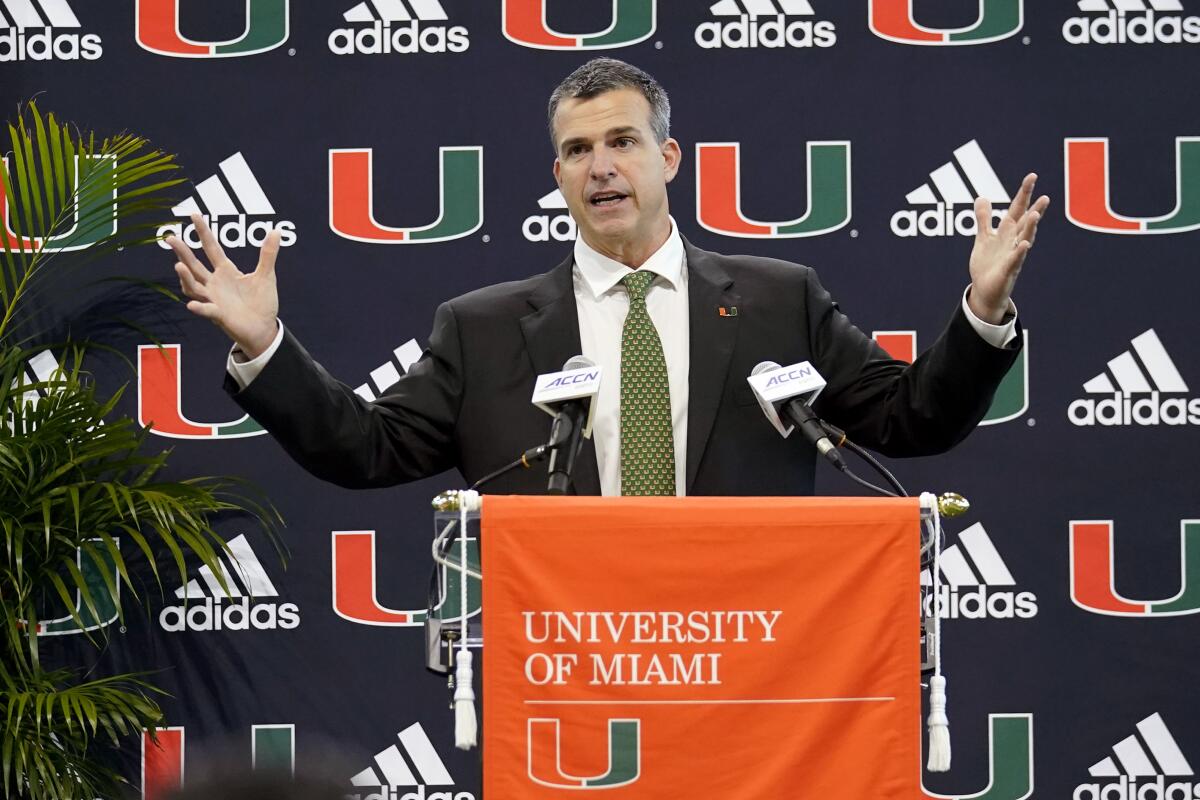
[168,212,281,359]
[968,172,1051,324]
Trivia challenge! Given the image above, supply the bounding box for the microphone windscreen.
[751,360,781,377]
[562,354,595,371]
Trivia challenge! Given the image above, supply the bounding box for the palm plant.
[0,103,277,799]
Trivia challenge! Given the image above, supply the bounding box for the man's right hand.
[168,212,281,359]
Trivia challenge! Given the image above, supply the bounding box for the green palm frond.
[1,668,164,800]
[0,101,183,344]
[0,104,281,799]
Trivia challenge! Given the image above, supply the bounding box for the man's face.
[552,88,681,262]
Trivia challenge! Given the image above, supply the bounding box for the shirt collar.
[573,217,685,300]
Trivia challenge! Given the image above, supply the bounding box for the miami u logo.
[1,156,115,252]
[138,345,266,439]
[329,147,483,244]
[30,540,120,636]
[1071,521,1200,616]
[332,531,481,626]
[872,330,1029,425]
[502,0,656,50]
[143,725,294,800]
[870,0,1023,45]
[528,718,641,789]
[1065,137,1200,234]
[695,141,851,238]
[135,0,289,57]
[923,714,1033,800]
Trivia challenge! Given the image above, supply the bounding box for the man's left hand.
[968,172,1051,324]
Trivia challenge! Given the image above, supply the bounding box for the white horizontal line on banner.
[523,697,895,705]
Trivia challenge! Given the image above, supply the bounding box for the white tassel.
[926,674,951,771]
[453,491,479,750]
[454,648,477,750]
[920,493,951,772]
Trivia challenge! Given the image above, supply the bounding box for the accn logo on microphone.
[695,141,851,238]
[135,0,289,58]
[502,0,656,50]
[869,0,1023,45]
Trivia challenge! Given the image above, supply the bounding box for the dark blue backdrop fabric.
[9,1,1200,798]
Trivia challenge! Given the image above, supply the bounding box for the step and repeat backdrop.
[8,0,1199,798]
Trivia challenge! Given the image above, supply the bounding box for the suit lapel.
[519,253,601,496]
[685,242,739,493]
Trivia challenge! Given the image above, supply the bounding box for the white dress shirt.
[573,219,689,497]
[228,220,1017,496]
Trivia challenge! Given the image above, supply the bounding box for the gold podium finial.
[433,490,465,512]
[937,492,970,518]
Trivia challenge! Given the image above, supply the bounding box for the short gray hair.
[547,58,671,150]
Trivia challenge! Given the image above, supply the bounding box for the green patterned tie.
[619,270,676,496]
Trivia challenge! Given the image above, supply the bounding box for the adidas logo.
[353,339,424,401]
[890,140,1011,237]
[1074,712,1196,800]
[329,0,469,55]
[1068,329,1200,426]
[347,722,475,800]
[158,534,300,632]
[522,189,577,243]
[6,350,105,434]
[0,0,101,61]
[921,522,1038,619]
[156,153,298,251]
[1065,0,1200,44]
[8,350,60,417]
[695,0,836,49]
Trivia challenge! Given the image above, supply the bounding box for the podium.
[434,495,930,799]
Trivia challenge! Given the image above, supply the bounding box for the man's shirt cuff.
[961,287,1018,348]
[226,320,285,391]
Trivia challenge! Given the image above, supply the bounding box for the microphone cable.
[818,420,907,498]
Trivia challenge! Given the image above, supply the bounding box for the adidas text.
[1074,775,1200,800]
[1069,393,1200,426]
[158,597,300,632]
[328,21,469,54]
[0,28,101,61]
[695,15,836,48]
[923,586,1038,620]
[346,788,474,800]
[891,205,1005,237]
[156,216,298,250]
[522,213,576,242]
[1063,11,1200,44]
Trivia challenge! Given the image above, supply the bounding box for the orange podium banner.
[482,496,922,799]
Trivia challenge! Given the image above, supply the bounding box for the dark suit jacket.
[228,240,1020,495]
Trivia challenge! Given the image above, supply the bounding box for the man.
[168,59,1048,496]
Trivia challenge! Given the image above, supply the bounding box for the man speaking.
[167,58,1049,497]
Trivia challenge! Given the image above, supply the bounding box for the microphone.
[531,355,601,494]
[749,361,847,471]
